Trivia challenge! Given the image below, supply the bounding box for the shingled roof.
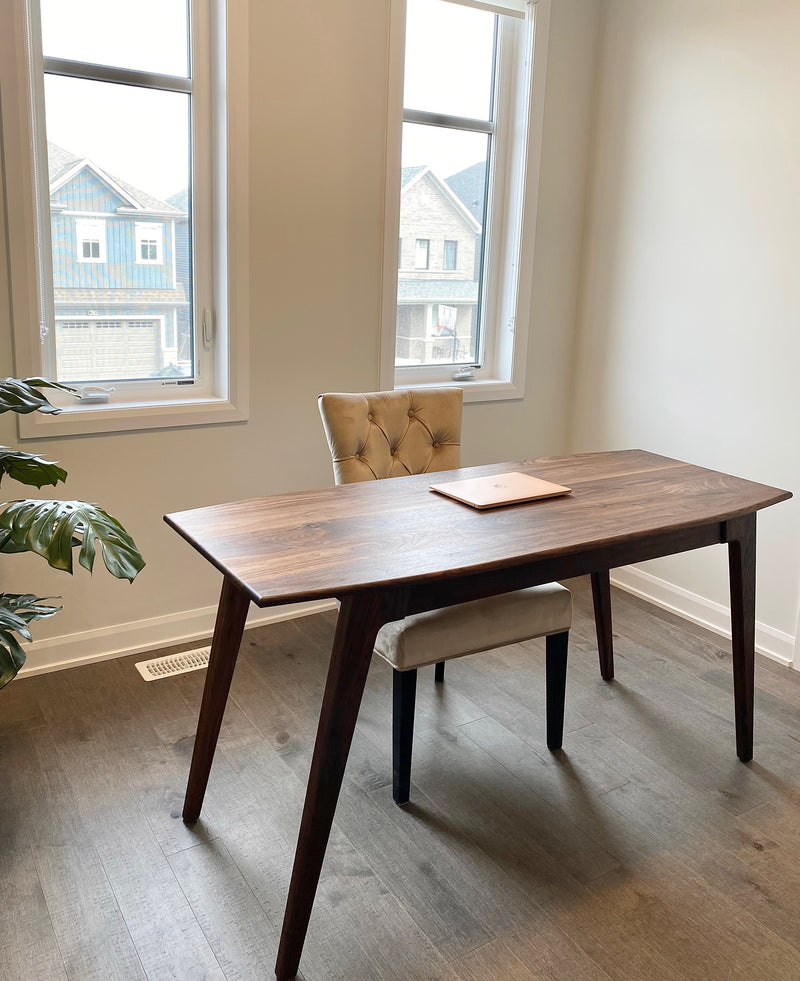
[396,278,478,303]
[47,143,184,215]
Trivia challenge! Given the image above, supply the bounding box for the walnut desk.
[164,449,791,980]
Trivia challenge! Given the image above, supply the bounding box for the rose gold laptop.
[429,471,572,510]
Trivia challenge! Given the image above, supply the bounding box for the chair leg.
[545,631,569,750]
[392,668,417,805]
[434,660,445,684]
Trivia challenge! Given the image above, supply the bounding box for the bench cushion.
[374,583,572,671]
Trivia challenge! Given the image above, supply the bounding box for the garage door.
[56,319,161,381]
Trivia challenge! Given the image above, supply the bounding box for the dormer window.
[76,218,106,263]
[135,222,163,264]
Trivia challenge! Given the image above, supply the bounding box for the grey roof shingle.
[445,162,486,222]
[396,278,478,303]
[401,165,426,189]
[54,287,188,304]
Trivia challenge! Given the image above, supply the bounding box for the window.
[75,218,106,263]
[0,0,250,436]
[381,0,551,401]
[135,222,163,264]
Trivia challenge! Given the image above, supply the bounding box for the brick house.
[396,165,482,365]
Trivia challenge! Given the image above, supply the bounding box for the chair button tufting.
[408,410,414,417]
[368,413,373,420]
[432,441,440,448]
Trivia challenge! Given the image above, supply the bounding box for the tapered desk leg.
[591,570,614,681]
[727,513,756,762]
[275,590,402,981]
[183,577,251,822]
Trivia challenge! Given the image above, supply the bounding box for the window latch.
[202,308,214,347]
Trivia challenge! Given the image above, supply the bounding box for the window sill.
[17,394,248,439]
[391,376,524,404]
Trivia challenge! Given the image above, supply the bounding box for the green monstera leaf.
[0,447,68,488]
[0,500,145,581]
[0,377,77,415]
[0,593,61,689]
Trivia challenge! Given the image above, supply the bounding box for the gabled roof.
[47,143,184,216]
[401,165,481,233]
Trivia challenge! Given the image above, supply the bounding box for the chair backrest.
[318,388,462,485]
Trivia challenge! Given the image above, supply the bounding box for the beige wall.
[0,0,601,672]
[569,0,800,653]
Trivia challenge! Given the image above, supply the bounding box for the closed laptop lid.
[430,471,572,510]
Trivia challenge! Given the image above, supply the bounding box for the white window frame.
[0,0,249,437]
[135,221,163,264]
[75,217,106,263]
[380,0,551,403]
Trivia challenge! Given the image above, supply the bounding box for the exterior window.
[382,0,549,399]
[75,218,106,263]
[135,222,164,264]
[1,0,250,436]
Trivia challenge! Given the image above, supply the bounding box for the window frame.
[75,217,106,263]
[379,0,551,403]
[0,0,250,438]
[414,237,430,269]
[443,238,458,271]
[135,221,164,265]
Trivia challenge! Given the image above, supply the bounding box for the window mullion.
[42,56,192,94]
[402,107,494,135]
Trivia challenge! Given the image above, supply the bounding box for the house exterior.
[396,165,482,365]
[47,143,190,382]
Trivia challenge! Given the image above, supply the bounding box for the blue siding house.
[47,143,190,382]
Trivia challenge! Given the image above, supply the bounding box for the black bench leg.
[393,668,417,805]
[434,661,445,683]
[546,631,569,750]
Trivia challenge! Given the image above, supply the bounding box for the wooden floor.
[3,578,800,981]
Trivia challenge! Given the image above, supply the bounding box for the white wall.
[570,0,800,661]
[0,0,601,674]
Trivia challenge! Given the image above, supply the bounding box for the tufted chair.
[318,388,572,805]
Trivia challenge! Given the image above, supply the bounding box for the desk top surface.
[164,450,791,606]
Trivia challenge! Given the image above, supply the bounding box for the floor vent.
[135,646,211,681]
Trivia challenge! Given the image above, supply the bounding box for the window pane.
[40,0,190,78]
[44,74,193,382]
[404,0,495,120]
[396,124,489,368]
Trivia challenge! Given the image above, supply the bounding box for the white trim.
[380,0,551,400]
[793,604,800,671]
[3,0,249,438]
[134,220,164,264]
[75,216,106,262]
[444,0,530,18]
[17,598,338,678]
[611,565,796,668]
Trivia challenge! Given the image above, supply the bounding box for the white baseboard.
[17,598,339,678]
[610,566,795,668]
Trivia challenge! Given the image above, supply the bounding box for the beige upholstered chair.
[318,388,572,804]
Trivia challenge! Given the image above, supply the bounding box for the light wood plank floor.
[3,578,800,981]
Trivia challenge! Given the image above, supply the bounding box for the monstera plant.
[0,377,144,689]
